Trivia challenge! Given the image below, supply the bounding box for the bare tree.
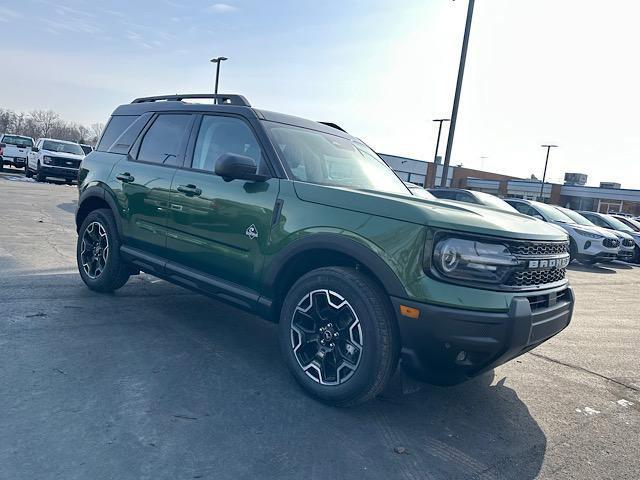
[29,110,61,138]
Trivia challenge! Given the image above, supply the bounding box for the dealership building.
[380,153,640,216]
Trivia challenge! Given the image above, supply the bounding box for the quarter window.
[97,115,138,152]
[136,114,192,166]
[191,115,263,173]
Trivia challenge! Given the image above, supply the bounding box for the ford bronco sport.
[76,94,574,406]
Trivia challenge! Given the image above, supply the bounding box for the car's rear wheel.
[278,266,399,407]
[77,208,130,292]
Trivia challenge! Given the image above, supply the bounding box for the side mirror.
[533,214,545,221]
[0,143,5,148]
[31,147,39,152]
[215,153,268,182]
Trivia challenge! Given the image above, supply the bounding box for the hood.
[610,230,634,241]
[570,224,618,239]
[42,149,85,160]
[293,182,569,241]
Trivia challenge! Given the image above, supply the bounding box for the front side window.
[265,123,409,195]
[191,115,263,172]
[136,114,191,166]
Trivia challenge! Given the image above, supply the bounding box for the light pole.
[539,144,558,202]
[210,56,228,96]
[441,0,475,187]
[427,118,450,188]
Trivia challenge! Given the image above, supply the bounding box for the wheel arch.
[263,234,406,322]
[76,185,122,239]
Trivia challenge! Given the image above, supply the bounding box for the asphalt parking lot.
[1,168,638,480]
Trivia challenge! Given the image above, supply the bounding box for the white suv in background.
[580,211,640,264]
[505,199,619,264]
[26,138,85,183]
[556,207,636,263]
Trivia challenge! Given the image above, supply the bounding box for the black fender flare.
[76,184,123,239]
[263,233,407,299]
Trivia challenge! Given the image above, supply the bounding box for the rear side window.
[97,115,138,152]
[136,114,192,166]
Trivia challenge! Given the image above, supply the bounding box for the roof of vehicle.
[39,138,81,145]
[1,134,33,140]
[112,93,354,140]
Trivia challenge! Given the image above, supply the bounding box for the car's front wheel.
[278,266,399,406]
[24,164,32,178]
[35,162,46,182]
[77,208,131,292]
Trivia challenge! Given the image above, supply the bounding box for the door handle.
[177,184,202,196]
[116,172,135,183]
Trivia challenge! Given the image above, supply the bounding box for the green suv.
[76,94,574,406]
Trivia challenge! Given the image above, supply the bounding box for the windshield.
[265,123,409,195]
[42,140,85,156]
[534,202,575,223]
[473,191,517,212]
[557,207,594,226]
[2,135,33,148]
[617,217,640,231]
[604,215,634,232]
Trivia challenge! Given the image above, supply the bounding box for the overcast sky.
[1,0,639,188]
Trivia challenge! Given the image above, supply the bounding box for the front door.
[113,113,194,257]
[166,114,279,292]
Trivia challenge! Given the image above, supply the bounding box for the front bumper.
[39,165,79,180]
[392,286,574,382]
[617,249,635,261]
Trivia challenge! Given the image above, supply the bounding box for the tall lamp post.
[210,56,228,96]
[539,144,558,201]
[441,0,475,187]
[427,118,450,188]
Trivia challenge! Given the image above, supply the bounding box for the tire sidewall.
[76,209,123,291]
[279,268,391,404]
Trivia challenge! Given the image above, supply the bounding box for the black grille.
[506,268,567,287]
[603,238,620,248]
[623,238,635,248]
[527,288,571,311]
[50,156,81,168]
[508,241,569,257]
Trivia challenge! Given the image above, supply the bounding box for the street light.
[441,0,475,187]
[427,118,450,188]
[210,56,228,96]
[539,144,558,201]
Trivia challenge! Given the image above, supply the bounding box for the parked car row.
[428,187,640,265]
[0,133,91,183]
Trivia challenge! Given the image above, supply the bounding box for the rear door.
[166,113,279,292]
[113,113,194,257]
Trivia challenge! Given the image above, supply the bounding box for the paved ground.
[1,167,638,480]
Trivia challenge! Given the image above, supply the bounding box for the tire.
[568,239,578,263]
[35,162,45,182]
[25,164,32,178]
[77,208,130,292]
[278,266,400,407]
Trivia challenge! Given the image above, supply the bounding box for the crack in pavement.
[529,352,639,393]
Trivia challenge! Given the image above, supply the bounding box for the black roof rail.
[318,122,348,133]
[131,94,251,107]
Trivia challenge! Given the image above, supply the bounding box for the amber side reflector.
[399,305,420,319]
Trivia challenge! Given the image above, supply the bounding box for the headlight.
[43,156,53,164]
[574,228,603,239]
[430,236,519,284]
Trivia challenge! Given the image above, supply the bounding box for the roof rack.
[131,94,251,107]
[318,122,347,133]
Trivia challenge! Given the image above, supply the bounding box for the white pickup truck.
[26,138,85,183]
[0,134,34,171]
